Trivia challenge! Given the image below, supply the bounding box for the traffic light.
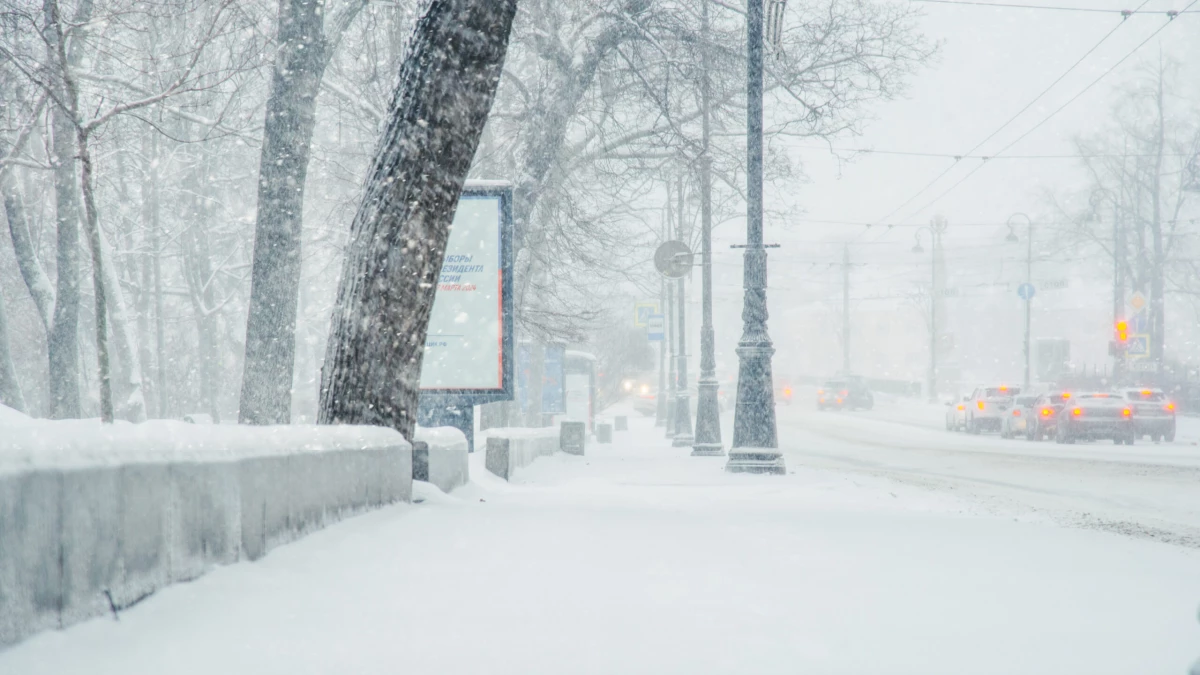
[1116,320,1129,343]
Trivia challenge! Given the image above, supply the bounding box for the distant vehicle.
[817,376,873,411]
[1000,394,1039,439]
[1025,392,1071,441]
[631,381,657,417]
[1119,388,1176,442]
[1054,392,1135,445]
[945,395,969,431]
[776,382,794,406]
[963,385,1020,434]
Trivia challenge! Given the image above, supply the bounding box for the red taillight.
[977,400,985,410]
[956,404,964,411]
[1041,408,1052,416]
[1166,402,1175,412]
[1012,409,1021,417]
[1122,408,1132,417]
[783,387,792,396]
[817,389,824,395]
[1072,407,1083,416]
[840,390,848,397]
[1061,392,1071,399]
[836,398,843,404]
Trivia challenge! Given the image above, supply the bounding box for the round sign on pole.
[654,240,693,278]
[1017,283,1036,300]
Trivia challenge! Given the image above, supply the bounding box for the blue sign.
[1129,311,1149,334]
[542,345,566,414]
[1017,283,1036,300]
[635,302,659,326]
[647,314,665,342]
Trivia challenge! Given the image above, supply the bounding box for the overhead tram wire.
[897,0,1197,223]
[911,0,1194,15]
[849,0,1151,246]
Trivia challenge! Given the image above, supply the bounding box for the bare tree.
[240,0,369,425]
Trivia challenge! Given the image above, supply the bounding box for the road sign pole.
[1024,219,1033,390]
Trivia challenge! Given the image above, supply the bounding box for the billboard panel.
[419,183,513,402]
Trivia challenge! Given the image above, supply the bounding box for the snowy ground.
[779,387,1200,548]
[2,404,1199,674]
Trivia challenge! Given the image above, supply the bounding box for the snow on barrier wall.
[0,420,411,647]
[484,427,559,481]
[413,426,469,493]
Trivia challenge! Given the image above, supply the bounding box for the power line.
[900,0,1196,222]
[798,146,1192,160]
[911,0,1194,15]
[860,0,1151,241]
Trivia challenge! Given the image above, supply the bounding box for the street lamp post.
[1006,213,1033,390]
[727,0,784,474]
[911,218,947,403]
[692,0,722,457]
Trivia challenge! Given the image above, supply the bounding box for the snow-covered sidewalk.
[2,414,1198,674]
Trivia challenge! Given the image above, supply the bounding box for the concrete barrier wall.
[0,421,410,647]
[483,427,559,481]
[413,426,469,493]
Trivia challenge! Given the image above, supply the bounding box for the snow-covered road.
[776,392,1200,549]
[2,407,1198,674]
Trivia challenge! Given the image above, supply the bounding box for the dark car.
[1054,392,1135,445]
[1026,392,1071,441]
[817,377,873,411]
[1119,388,1176,442]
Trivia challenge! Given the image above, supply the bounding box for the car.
[817,377,873,411]
[1054,392,1135,445]
[945,395,969,431]
[963,385,1021,434]
[631,382,658,417]
[1025,392,1071,441]
[1000,394,1039,439]
[776,383,794,406]
[1119,388,1176,442]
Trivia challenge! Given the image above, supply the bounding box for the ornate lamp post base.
[726,339,784,474]
[725,448,786,474]
[671,393,694,447]
[691,376,723,456]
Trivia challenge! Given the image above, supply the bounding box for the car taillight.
[977,400,985,410]
[1166,402,1175,412]
[956,404,964,411]
[836,398,843,404]
[1122,408,1132,417]
[840,390,848,397]
[784,387,792,396]
[1061,392,1071,399]
[1072,407,1082,416]
[1041,408,1052,416]
[817,389,824,395]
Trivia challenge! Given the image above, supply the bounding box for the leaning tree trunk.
[319,0,518,440]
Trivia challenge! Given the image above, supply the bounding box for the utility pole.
[728,0,784,474]
[842,244,851,374]
[912,218,946,403]
[692,0,723,457]
[1023,221,1033,391]
[664,192,677,439]
[1112,188,1125,386]
[656,215,668,427]
[672,177,694,447]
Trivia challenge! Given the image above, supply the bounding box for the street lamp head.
[1005,230,1019,244]
[911,243,925,254]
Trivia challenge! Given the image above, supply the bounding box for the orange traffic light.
[1115,321,1129,342]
